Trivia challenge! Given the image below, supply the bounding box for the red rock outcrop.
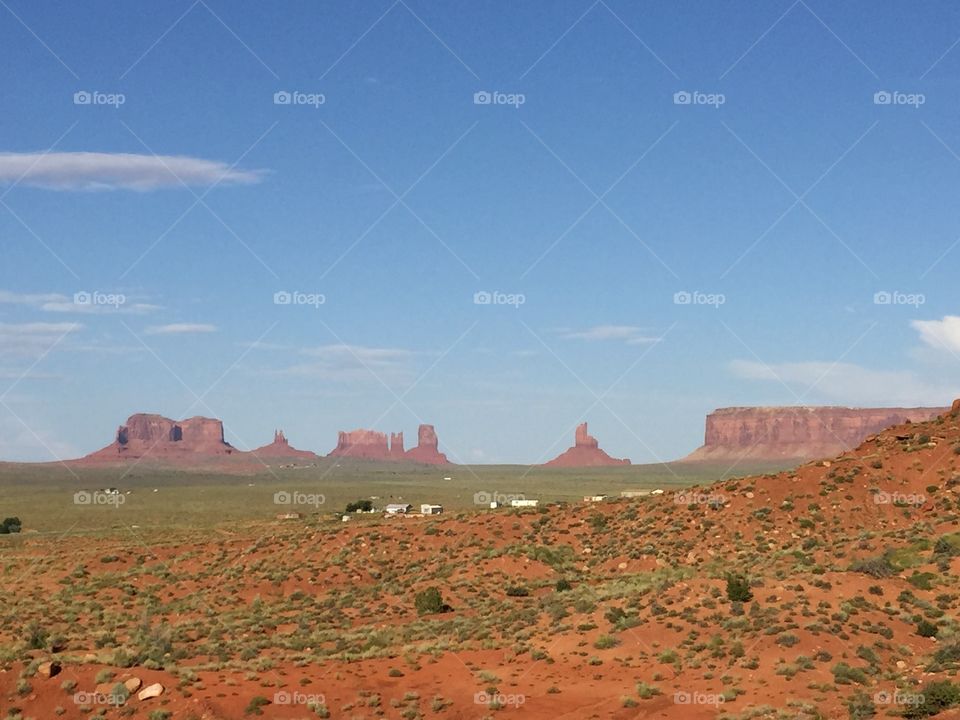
[328,429,392,461]
[404,424,449,465]
[389,432,405,459]
[328,425,450,464]
[544,422,630,467]
[85,413,237,461]
[683,406,949,462]
[252,430,318,460]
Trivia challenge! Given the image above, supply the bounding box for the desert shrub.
[850,556,896,578]
[555,578,571,592]
[832,662,868,685]
[245,696,270,715]
[917,619,939,638]
[726,574,753,602]
[903,680,960,718]
[0,517,21,533]
[505,586,529,597]
[845,690,876,719]
[594,635,619,649]
[345,500,373,513]
[414,587,447,615]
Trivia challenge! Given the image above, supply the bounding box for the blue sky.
[2,0,960,463]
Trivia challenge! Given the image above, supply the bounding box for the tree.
[414,587,447,615]
[726,574,753,602]
[0,517,21,534]
[345,500,373,513]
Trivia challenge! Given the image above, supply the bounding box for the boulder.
[138,682,164,700]
[36,661,60,678]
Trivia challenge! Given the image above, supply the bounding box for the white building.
[510,499,539,508]
[420,504,443,515]
[583,495,608,503]
[384,503,413,514]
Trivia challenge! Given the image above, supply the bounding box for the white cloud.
[0,289,159,315]
[279,344,413,382]
[912,316,960,355]
[729,359,957,406]
[0,322,82,357]
[144,323,217,335]
[562,325,659,345]
[0,152,265,191]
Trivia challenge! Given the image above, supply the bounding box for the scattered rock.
[123,677,142,693]
[36,661,60,678]
[138,682,164,700]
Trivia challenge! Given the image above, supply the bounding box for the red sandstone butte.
[327,425,450,464]
[84,413,238,461]
[683,405,949,462]
[328,429,393,461]
[544,422,631,467]
[404,424,449,465]
[251,430,318,460]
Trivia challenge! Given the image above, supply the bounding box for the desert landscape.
[3,402,960,718]
[5,1,960,718]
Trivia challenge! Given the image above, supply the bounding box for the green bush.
[903,680,960,718]
[726,574,753,602]
[505,586,529,597]
[917,619,939,638]
[345,499,373,513]
[0,517,21,533]
[414,587,448,615]
[555,578,572,592]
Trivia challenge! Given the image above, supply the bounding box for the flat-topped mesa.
[252,429,318,459]
[544,422,631,467]
[404,424,449,465]
[328,429,391,460]
[88,413,236,460]
[683,405,950,462]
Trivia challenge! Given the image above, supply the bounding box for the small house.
[583,495,607,503]
[420,504,443,515]
[489,501,500,509]
[384,503,413,514]
[510,499,539,508]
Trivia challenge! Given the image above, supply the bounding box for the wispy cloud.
[562,325,659,345]
[0,289,159,315]
[730,359,956,406]
[0,152,265,191]
[912,315,960,355]
[0,322,82,356]
[279,344,413,382]
[144,323,217,336]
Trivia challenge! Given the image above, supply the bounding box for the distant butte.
[252,430,318,460]
[543,423,631,467]
[83,413,237,462]
[328,424,450,465]
[682,406,949,462]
